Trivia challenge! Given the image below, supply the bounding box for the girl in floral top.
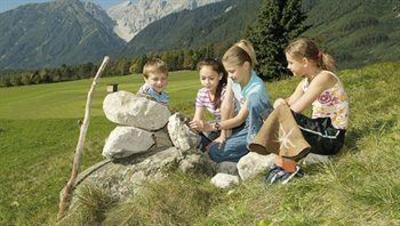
[256,38,349,184]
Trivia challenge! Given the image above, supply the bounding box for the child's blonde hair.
[143,58,168,78]
[285,38,336,71]
[222,40,257,68]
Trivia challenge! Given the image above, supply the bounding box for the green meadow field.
[1,64,400,225]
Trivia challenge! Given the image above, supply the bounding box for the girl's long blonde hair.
[285,38,336,72]
[222,39,257,68]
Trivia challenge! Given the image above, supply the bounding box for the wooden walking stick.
[57,56,110,221]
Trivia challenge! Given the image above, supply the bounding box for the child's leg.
[292,112,346,155]
[246,97,273,145]
[275,156,297,173]
[198,131,220,152]
[249,104,310,159]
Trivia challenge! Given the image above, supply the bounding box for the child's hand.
[206,134,226,150]
[273,98,287,109]
[189,120,205,131]
[213,134,226,148]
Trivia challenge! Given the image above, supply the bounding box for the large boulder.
[237,152,276,181]
[167,113,200,151]
[103,91,170,130]
[63,147,214,211]
[102,126,155,160]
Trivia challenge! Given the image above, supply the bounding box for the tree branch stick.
[57,56,110,221]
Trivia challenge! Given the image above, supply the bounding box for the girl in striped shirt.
[190,58,229,151]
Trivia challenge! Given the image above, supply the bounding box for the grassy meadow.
[1,63,400,225]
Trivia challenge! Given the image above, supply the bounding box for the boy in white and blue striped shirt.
[137,58,169,106]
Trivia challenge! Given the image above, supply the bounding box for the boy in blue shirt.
[137,58,169,105]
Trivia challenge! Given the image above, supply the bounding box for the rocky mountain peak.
[107,0,225,42]
[54,0,81,6]
[83,0,115,32]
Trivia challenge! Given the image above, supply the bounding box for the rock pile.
[61,91,213,218]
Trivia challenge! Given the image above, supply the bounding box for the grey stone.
[167,113,200,151]
[216,161,238,175]
[301,153,331,165]
[102,126,155,160]
[211,173,240,189]
[103,91,170,130]
[237,152,276,181]
[65,147,214,206]
[83,147,183,201]
[178,152,215,176]
[152,126,173,149]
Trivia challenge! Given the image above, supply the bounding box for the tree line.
[0,43,230,88]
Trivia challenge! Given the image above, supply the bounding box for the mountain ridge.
[0,0,124,69]
[0,0,399,70]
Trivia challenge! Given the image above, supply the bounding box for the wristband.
[214,122,222,131]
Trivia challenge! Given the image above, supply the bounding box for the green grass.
[0,70,200,119]
[1,64,400,225]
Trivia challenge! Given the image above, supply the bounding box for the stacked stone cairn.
[57,91,213,219]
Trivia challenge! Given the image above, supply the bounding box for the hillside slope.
[1,63,399,225]
[121,0,261,56]
[123,0,399,69]
[303,0,400,68]
[0,0,123,69]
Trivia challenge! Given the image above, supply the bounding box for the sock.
[276,156,297,173]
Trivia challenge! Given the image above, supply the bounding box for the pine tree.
[247,0,310,80]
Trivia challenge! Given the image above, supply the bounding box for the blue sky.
[0,0,125,13]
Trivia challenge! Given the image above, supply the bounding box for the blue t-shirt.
[231,70,272,144]
[137,83,169,106]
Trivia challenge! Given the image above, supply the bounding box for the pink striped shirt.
[195,87,226,120]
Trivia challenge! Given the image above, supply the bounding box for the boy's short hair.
[143,58,168,78]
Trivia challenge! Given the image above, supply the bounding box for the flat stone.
[103,91,170,130]
[102,126,155,160]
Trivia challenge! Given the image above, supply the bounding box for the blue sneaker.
[281,165,304,184]
[265,165,304,184]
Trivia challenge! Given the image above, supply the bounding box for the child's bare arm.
[287,80,305,106]
[220,103,249,129]
[190,107,205,131]
[290,72,336,113]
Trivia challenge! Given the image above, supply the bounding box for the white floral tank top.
[302,71,349,129]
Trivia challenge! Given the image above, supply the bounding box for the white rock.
[237,152,276,181]
[167,113,200,151]
[211,173,240,189]
[103,91,170,130]
[102,126,155,159]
